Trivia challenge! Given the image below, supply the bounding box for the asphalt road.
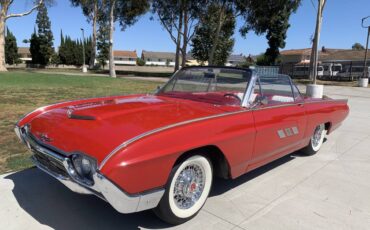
[1,85,370,230]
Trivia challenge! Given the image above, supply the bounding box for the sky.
[5,0,370,56]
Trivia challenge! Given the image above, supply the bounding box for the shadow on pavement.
[5,151,304,230]
[5,168,170,230]
[210,153,298,197]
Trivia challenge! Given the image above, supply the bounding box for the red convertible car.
[15,67,349,224]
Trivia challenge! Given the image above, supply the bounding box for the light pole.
[362,16,370,79]
[81,28,87,73]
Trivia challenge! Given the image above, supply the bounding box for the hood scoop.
[67,109,96,120]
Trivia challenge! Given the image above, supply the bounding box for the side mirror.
[155,85,162,94]
[257,96,269,105]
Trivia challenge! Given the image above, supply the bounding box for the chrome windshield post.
[241,71,259,108]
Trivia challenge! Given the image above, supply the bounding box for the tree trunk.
[174,9,183,72]
[108,0,116,78]
[0,9,7,72]
[181,10,188,68]
[89,1,98,69]
[0,0,42,72]
[209,3,226,66]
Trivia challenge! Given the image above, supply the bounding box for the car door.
[249,75,307,169]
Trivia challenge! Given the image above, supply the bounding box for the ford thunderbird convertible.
[15,67,349,224]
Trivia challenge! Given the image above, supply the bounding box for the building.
[280,47,367,66]
[141,51,177,66]
[18,47,31,63]
[113,50,137,65]
[280,47,369,76]
[226,54,246,66]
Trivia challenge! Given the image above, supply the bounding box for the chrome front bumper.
[15,126,164,214]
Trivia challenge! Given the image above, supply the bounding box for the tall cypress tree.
[35,2,54,65]
[5,27,20,65]
[30,27,40,64]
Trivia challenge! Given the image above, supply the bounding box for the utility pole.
[362,16,370,78]
[311,0,325,85]
[81,28,87,73]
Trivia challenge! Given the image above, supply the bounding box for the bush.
[136,58,146,66]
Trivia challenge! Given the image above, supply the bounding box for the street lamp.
[81,28,87,73]
[362,16,370,78]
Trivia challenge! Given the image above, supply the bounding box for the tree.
[152,0,205,71]
[0,0,46,71]
[191,2,235,66]
[58,32,92,66]
[70,0,99,69]
[30,29,41,64]
[98,0,149,77]
[5,27,19,65]
[237,0,301,65]
[97,18,109,69]
[352,42,365,50]
[37,2,54,65]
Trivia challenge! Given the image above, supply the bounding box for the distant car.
[323,63,342,79]
[15,67,349,225]
[293,65,324,78]
[337,66,370,81]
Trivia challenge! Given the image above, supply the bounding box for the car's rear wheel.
[302,124,326,155]
[154,155,213,225]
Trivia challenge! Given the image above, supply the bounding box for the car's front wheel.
[302,124,326,155]
[154,155,213,225]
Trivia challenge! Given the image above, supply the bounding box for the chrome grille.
[32,150,68,177]
[21,128,69,178]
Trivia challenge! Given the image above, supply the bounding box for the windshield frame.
[156,66,255,107]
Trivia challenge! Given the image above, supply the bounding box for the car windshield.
[157,67,252,106]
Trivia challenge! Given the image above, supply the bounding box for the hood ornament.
[67,108,74,118]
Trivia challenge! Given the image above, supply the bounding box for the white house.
[141,51,177,66]
[113,50,137,65]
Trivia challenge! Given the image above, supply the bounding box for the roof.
[280,48,346,56]
[320,50,367,62]
[18,47,30,55]
[142,51,176,60]
[113,50,137,58]
[280,48,366,62]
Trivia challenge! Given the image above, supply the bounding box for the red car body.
[15,67,349,218]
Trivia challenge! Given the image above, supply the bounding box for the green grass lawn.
[0,70,159,174]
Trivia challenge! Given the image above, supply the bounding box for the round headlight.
[81,158,92,175]
[71,154,97,185]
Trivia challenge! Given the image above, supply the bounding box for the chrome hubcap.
[312,125,324,148]
[173,164,205,209]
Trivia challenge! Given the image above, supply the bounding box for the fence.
[253,66,280,76]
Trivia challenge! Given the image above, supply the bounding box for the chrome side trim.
[303,99,348,104]
[99,109,250,170]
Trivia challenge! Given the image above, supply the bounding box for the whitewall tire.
[154,155,213,225]
[302,124,326,155]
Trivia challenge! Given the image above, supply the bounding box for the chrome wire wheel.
[173,164,205,210]
[311,124,326,152]
[167,155,213,220]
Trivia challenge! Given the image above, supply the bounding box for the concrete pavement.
[1,85,370,230]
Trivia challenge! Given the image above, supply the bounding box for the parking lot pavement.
[1,85,370,230]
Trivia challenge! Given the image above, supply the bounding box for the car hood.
[28,95,234,164]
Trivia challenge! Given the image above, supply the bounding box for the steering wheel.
[223,93,242,102]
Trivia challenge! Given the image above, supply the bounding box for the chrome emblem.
[278,126,299,139]
[67,108,73,118]
[40,133,53,142]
